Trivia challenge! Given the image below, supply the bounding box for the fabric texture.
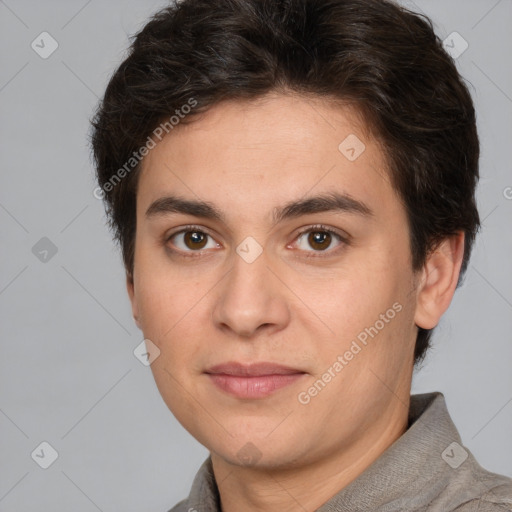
[168,392,512,511]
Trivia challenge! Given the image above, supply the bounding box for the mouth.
[204,362,307,399]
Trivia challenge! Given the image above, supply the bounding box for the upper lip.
[205,362,305,376]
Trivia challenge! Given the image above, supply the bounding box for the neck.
[211,394,410,512]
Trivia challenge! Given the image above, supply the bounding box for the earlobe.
[126,273,142,329]
[414,232,465,330]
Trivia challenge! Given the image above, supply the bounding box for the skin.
[127,92,464,512]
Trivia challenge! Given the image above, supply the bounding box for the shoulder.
[449,470,512,511]
[166,498,190,512]
[411,393,512,512]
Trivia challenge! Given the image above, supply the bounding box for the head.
[91,0,479,469]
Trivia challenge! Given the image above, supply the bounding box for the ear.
[126,272,142,330]
[414,232,465,330]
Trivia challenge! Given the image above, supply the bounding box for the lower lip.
[206,373,305,399]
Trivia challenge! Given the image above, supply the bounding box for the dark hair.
[91,0,480,365]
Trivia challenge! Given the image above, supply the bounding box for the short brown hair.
[91,0,480,364]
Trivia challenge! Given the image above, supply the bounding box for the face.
[128,93,420,469]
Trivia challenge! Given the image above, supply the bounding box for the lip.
[206,361,304,376]
[205,362,306,399]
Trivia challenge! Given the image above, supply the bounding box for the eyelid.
[165,224,218,241]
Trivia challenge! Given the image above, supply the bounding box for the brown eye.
[293,227,346,255]
[183,231,208,249]
[307,231,332,251]
[169,229,219,253]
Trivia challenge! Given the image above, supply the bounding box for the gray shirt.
[169,392,512,511]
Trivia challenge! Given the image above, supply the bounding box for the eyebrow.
[145,192,373,225]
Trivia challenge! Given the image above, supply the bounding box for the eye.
[293,225,347,254]
[168,227,220,253]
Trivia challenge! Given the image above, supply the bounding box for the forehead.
[137,93,398,221]
[142,93,374,166]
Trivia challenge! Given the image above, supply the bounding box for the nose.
[211,250,291,339]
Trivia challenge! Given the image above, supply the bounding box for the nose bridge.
[212,246,289,337]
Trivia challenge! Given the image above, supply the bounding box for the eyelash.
[164,224,349,259]
[293,224,349,258]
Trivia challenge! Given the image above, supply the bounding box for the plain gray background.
[0,0,511,510]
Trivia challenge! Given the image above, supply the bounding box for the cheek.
[134,262,214,372]
[136,279,172,339]
[293,248,412,358]
[134,244,200,334]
